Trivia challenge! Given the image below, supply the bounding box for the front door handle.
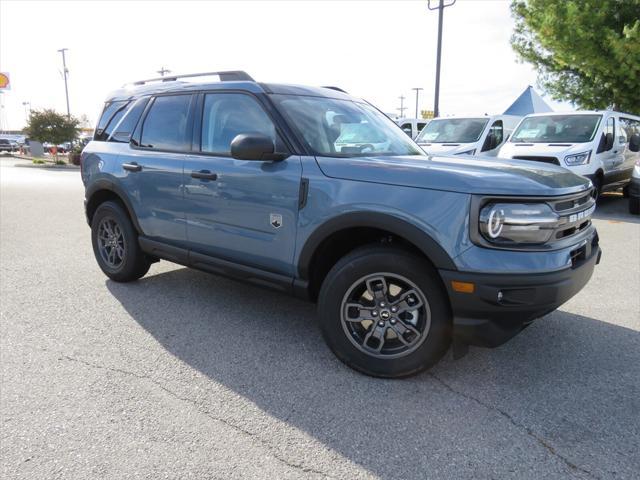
[191,170,218,181]
[122,162,142,172]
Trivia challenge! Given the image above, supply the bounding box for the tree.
[24,109,80,149]
[511,0,640,113]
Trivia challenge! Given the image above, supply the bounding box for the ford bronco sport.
[82,71,601,378]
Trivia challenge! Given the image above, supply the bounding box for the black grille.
[512,155,560,165]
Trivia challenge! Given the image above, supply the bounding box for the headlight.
[479,203,559,244]
[564,151,591,166]
[455,148,476,156]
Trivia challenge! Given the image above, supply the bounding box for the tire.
[592,176,602,202]
[317,246,451,378]
[91,201,151,282]
[630,197,640,215]
[622,185,630,198]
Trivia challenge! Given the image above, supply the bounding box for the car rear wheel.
[318,246,451,378]
[91,201,151,282]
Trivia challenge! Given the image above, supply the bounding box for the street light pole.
[57,48,70,118]
[412,87,423,118]
[428,0,456,118]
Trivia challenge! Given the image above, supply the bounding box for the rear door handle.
[191,170,218,181]
[122,162,142,172]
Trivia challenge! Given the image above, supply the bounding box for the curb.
[14,163,79,170]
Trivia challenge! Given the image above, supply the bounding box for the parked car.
[416,115,522,157]
[396,118,429,139]
[0,138,17,152]
[628,158,640,214]
[499,111,640,198]
[82,71,601,378]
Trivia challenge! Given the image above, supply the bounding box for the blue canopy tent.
[504,86,553,116]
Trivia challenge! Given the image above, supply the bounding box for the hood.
[418,142,477,156]
[499,141,593,161]
[315,154,591,196]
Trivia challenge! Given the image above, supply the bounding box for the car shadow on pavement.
[106,267,640,479]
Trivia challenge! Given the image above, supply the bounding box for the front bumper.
[439,235,601,348]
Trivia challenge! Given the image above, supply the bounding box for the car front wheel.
[318,246,452,378]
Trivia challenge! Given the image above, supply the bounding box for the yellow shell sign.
[0,72,10,90]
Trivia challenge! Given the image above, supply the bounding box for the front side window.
[604,117,615,151]
[273,95,422,157]
[511,114,602,143]
[201,93,277,154]
[400,123,413,136]
[139,95,192,151]
[482,120,503,152]
[416,118,489,144]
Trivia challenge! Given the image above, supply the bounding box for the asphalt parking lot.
[1,157,638,480]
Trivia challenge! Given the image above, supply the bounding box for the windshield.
[511,114,602,143]
[273,95,423,157]
[416,118,488,144]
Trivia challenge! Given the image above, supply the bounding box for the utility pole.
[428,0,456,118]
[57,48,70,118]
[157,67,171,77]
[397,95,407,118]
[412,87,423,118]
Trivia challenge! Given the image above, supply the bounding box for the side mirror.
[230,133,287,161]
[629,133,640,153]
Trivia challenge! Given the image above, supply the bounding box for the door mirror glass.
[230,133,287,161]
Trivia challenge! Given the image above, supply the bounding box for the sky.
[0,0,572,131]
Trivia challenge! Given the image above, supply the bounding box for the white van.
[396,118,430,139]
[415,115,522,157]
[499,111,640,196]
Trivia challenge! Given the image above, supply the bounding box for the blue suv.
[82,71,601,377]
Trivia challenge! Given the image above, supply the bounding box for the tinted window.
[482,120,503,152]
[604,117,615,151]
[400,123,413,136]
[95,100,129,140]
[109,97,149,143]
[201,93,276,154]
[140,95,192,151]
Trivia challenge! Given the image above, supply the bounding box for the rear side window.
[95,100,129,141]
[139,95,193,151]
[109,97,149,143]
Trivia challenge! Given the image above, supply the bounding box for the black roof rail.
[322,86,348,93]
[129,70,255,86]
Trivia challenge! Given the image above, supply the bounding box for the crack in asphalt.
[428,372,600,480]
[60,354,339,480]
